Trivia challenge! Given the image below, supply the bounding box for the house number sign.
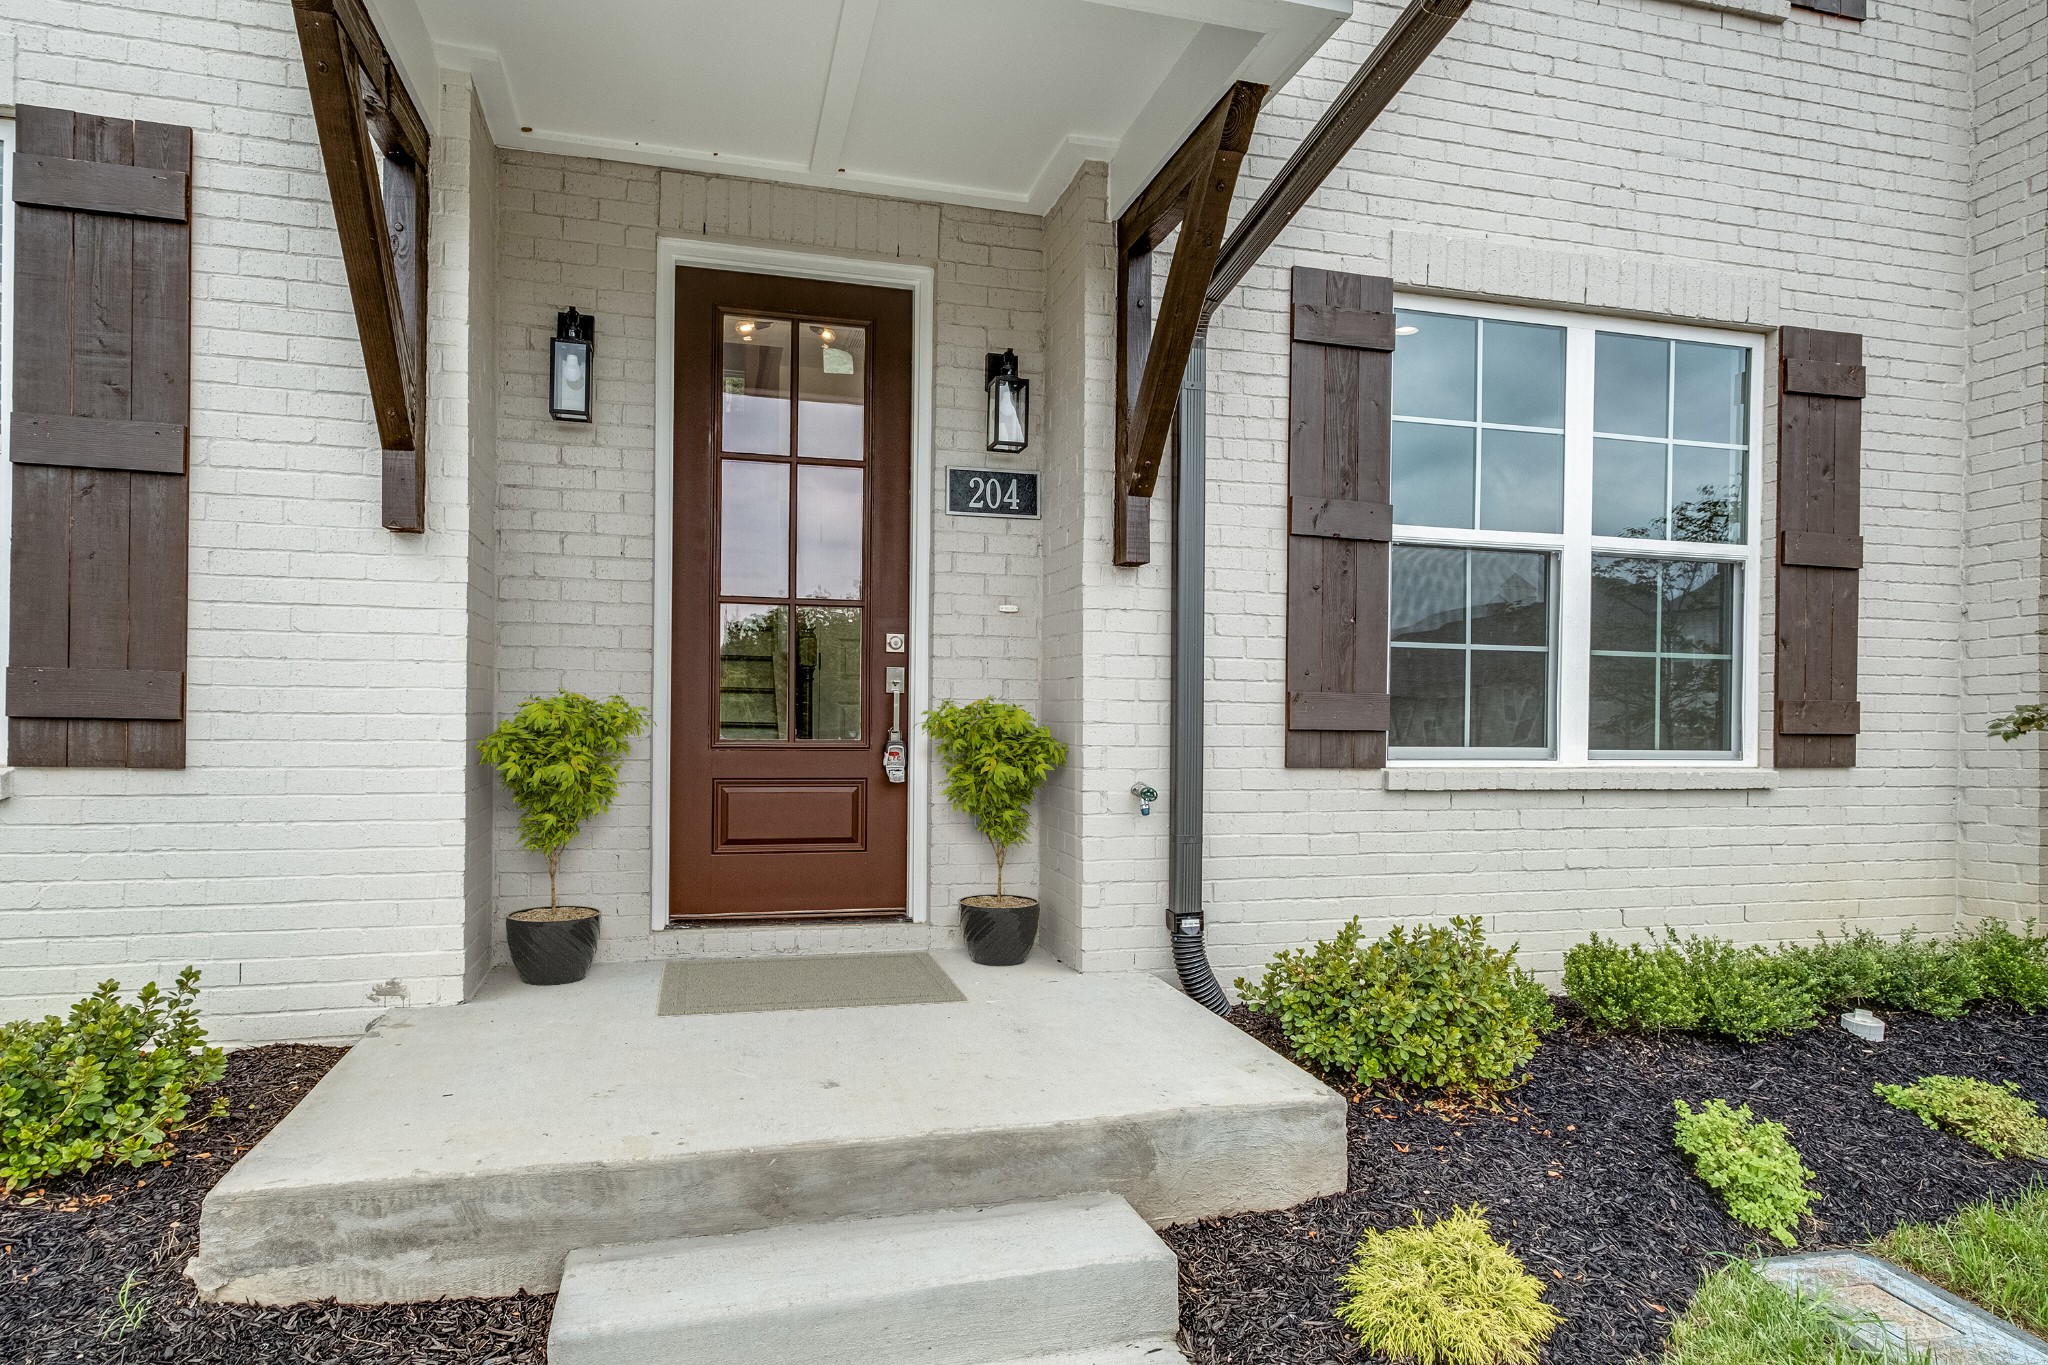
[946,467,1040,519]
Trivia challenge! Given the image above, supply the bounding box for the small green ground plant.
[1673,1098,1821,1247]
[1875,1076,2048,1160]
[96,1270,151,1344]
[1566,921,2048,1041]
[1874,1183,2048,1337]
[1335,1205,1561,1365]
[479,692,647,911]
[1,968,225,1192]
[1237,917,1553,1095]
[922,698,1066,898]
[1643,1261,1925,1365]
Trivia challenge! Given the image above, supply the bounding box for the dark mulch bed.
[1167,1004,2048,1365]
[1,1044,553,1365]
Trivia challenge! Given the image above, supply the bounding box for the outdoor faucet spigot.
[1131,783,1158,816]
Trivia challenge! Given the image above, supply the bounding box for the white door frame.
[651,237,935,929]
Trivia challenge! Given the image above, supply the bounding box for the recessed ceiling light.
[1395,325,1419,336]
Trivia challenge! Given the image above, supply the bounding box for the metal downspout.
[1168,335,1230,1014]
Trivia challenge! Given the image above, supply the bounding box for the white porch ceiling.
[400,0,1351,215]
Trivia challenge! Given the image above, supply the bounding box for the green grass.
[1873,1182,2048,1337]
[1643,1262,1926,1365]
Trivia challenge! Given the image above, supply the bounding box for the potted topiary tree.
[923,698,1067,966]
[479,691,647,985]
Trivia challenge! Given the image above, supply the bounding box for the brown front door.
[671,268,912,920]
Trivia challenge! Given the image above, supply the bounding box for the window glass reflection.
[798,323,866,462]
[721,315,791,456]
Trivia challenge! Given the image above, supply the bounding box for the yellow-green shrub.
[1335,1205,1561,1365]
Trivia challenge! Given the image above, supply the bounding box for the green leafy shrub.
[922,698,1066,898]
[1563,933,1702,1033]
[1,969,225,1192]
[1335,1205,1561,1365]
[1682,935,1821,1041]
[1564,932,1815,1042]
[1875,1182,2048,1337]
[1959,919,2048,1012]
[1673,1098,1820,1247]
[1570,920,2048,1042]
[1875,1075,2048,1160]
[1237,917,1550,1095]
[479,692,647,911]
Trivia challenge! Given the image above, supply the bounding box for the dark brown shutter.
[7,106,191,768]
[1774,326,1863,769]
[1285,268,1393,769]
[1793,0,1865,19]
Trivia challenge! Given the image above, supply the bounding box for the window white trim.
[1387,293,1766,768]
[651,237,934,929]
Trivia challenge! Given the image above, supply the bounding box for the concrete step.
[546,1194,1180,1365]
[191,955,1343,1304]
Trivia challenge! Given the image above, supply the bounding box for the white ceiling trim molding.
[435,41,521,143]
[416,0,1353,216]
[809,0,883,175]
[363,0,443,135]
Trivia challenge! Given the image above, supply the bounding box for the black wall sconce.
[985,349,1028,453]
[550,308,595,422]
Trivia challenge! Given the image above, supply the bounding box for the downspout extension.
[1168,335,1230,1016]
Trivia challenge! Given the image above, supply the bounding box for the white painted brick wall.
[1190,0,1986,988]
[0,2,484,1043]
[1958,0,2047,925]
[1,0,2038,1041]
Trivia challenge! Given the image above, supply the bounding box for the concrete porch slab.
[189,950,1345,1305]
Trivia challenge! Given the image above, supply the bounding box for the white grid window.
[1388,298,1763,765]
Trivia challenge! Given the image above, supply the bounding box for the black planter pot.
[505,906,600,985]
[960,896,1039,966]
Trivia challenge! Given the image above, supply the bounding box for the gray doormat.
[658,952,966,1016]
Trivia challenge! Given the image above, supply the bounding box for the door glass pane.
[1479,429,1563,534]
[1480,320,1565,428]
[719,605,788,741]
[1672,341,1749,445]
[1592,438,1666,538]
[1593,332,1669,438]
[796,607,862,740]
[721,315,791,455]
[1393,311,1477,421]
[795,464,864,600]
[1392,422,1476,529]
[720,460,790,597]
[798,323,866,462]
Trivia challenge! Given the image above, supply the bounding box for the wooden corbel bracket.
[1112,80,1264,567]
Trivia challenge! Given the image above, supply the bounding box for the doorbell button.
[885,633,906,653]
